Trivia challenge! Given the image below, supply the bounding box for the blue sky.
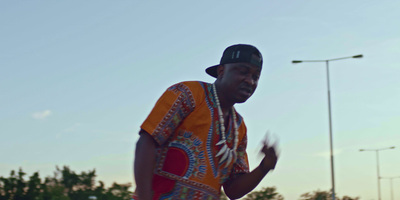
[1,1,400,199]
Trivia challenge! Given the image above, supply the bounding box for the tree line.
[0,166,131,200]
[221,187,360,200]
[0,166,360,200]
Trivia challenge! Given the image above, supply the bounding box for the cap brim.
[205,65,219,78]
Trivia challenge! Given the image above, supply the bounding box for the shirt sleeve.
[231,133,250,175]
[140,82,196,145]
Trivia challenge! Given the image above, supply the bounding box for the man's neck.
[214,81,234,114]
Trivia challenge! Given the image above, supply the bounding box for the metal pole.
[326,60,336,200]
[376,150,381,200]
[292,55,363,200]
[381,176,400,200]
[360,147,396,200]
[390,178,393,200]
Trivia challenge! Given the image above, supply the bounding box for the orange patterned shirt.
[135,81,249,200]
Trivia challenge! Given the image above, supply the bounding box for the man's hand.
[259,144,278,172]
[222,134,279,199]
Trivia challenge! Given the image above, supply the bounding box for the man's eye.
[239,70,248,74]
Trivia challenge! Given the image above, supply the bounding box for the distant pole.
[360,146,396,200]
[292,54,363,200]
[389,177,393,200]
[376,150,381,200]
[380,176,400,200]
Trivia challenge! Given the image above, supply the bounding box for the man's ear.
[216,65,225,78]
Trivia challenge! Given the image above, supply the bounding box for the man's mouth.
[239,87,253,96]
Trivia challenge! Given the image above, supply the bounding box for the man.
[134,44,278,200]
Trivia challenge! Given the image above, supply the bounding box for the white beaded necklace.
[212,83,239,167]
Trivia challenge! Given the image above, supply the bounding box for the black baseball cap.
[206,44,263,78]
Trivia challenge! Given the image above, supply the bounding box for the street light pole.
[359,146,396,200]
[376,150,381,200]
[325,60,336,200]
[381,176,400,200]
[292,54,363,200]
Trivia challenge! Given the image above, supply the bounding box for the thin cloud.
[314,149,343,158]
[56,123,82,138]
[63,123,81,133]
[32,110,52,120]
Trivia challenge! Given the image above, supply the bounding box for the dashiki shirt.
[134,81,249,200]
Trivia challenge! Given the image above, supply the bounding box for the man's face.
[218,62,261,104]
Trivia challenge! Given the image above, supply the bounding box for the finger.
[263,130,271,146]
[263,130,280,147]
[264,146,278,158]
[257,144,267,158]
[271,135,279,149]
[269,133,281,156]
[261,145,275,156]
[268,147,277,157]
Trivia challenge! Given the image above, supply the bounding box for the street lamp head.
[390,146,395,149]
[292,60,303,64]
[359,149,365,152]
[352,54,363,58]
